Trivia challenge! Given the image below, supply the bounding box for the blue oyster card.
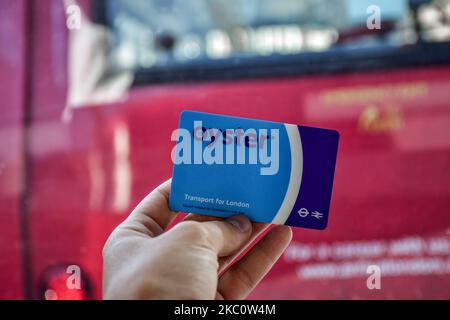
[169,111,339,230]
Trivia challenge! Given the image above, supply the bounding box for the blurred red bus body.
[0,0,449,299]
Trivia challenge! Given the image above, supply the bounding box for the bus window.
[93,0,450,83]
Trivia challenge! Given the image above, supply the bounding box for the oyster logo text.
[171,121,279,175]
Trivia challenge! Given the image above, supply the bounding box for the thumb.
[171,215,253,257]
[201,215,253,257]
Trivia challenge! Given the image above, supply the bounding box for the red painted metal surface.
[0,0,27,299]
[1,0,449,299]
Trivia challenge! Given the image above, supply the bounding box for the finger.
[218,222,270,273]
[217,225,292,300]
[183,213,224,223]
[183,213,270,274]
[196,215,253,257]
[184,214,271,272]
[121,179,178,237]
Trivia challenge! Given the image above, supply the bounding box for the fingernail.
[226,215,251,233]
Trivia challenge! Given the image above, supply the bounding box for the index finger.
[122,179,178,237]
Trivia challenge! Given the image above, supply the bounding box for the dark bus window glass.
[97,0,450,76]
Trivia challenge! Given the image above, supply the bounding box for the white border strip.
[271,124,303,225]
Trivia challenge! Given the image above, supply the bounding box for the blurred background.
[0,0,449,299]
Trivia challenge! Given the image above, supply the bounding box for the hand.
[102,179,292,299]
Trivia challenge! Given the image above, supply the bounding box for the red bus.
[0,0,449,299]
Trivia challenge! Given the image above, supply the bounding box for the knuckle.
[174,221,209,243]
